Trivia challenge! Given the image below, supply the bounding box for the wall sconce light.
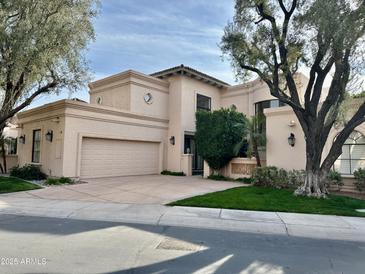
[45,130,53,142]
[288,120,296,127]
[19,135,25,144]
[288,133,296,147]
[169,136,175,145]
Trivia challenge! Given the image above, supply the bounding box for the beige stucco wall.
[265,107,306,170]
[165,76,183,171]
[16,69,326,178]
[165,75,223,172]
[221,73,310,117]
[129,80,169,120]
[17,103,66,177]
[265,104,365,171]
[89,70,170,120]
[181,77,222,132]
[17,100,169,178]
[90,83,131,110]
[62,102,168,178]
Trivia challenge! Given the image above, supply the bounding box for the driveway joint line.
[276,212,290,236]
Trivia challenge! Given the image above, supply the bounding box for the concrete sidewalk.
[0,196,364,242]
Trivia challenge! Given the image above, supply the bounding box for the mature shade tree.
[0,0,99,132]
[221,0,365,197]
[195,108,247,171]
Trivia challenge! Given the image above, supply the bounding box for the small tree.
[195,108,247,171]
[234,115,266,166]
[0,0,99,135]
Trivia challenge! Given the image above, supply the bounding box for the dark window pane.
[197,94,211,111]
[32,129,41,163]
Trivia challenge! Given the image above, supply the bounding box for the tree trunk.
[1,140,7,174]
[295,155,329,198]
[253,140,261,167]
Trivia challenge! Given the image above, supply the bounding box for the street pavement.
[0,195,364,242]
[0,214,364,274]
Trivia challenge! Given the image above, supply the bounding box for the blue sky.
[33,0,236,107]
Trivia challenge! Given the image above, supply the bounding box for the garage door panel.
[80,138,160,178]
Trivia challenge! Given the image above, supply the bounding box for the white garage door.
[80,138,160,178]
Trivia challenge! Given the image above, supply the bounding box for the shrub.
[327,170,343,190]
[207,174,230,181]
[45,178,61,185]
[195,108,247,170]
[252,167,304,189]
[236,177,254,184]
[287,170,306,188]
[59,177,74,184]
[353,168,365,191]
[252,166,284,188]
[44,177,74,186]
[161,170,185,176]
[10,165,47,180]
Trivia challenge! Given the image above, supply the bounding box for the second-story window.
[197,94,211,111]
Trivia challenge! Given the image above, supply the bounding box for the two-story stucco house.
[15,65,365,180]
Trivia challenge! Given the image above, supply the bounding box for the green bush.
[236,177,254,184]
[45,178,61,185]
[353,168,365,191]
[287,170,306,188]
[252,166,283,187]
[195,108,247,170]
[327,170,343,190]
[10,165,47,180]
[45,177,74,186]
[161,170,185,176]
[252,167,304,189]
[207,174,230,181]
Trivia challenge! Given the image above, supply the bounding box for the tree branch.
[0,80,59,126]
[321,100,365,170]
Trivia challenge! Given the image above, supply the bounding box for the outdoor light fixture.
[169,136,175,145]
[288,133,296,147]
[19,135,25,144]
[288,120,296,127]
[45,130,53,142]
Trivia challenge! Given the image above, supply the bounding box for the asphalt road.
[0,214,363,274]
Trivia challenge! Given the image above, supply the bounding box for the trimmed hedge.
[252,166,304,189]
[195,108,247,170]
[10,165,47,180]
[45,177,74,186]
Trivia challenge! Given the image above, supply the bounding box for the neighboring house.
[1,123,19,172]
[15,65,365,179]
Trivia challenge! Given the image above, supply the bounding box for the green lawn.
[169,186,365,217]
[0,176,41,194]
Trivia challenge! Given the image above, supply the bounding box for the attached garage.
[80,137,160,178]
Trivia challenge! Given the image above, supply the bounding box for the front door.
[184,134,203,175]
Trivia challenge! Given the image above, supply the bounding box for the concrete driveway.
[3,175,242,204]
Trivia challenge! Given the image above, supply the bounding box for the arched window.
[334,131,365,175]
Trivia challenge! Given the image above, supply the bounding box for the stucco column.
[181,154,193,176]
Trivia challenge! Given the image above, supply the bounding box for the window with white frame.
[333,131,365,175]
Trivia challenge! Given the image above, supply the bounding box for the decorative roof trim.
[150,64,230,88]
[89,70,170,90]
[17,99,169,124]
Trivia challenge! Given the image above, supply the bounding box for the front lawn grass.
[169,186,365,217]
[0,176,41,194]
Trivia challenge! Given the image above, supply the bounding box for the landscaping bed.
[0,176,41,194]
[169,186,365,217]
